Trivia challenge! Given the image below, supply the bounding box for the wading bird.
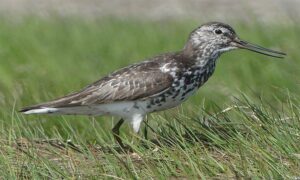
[20,22,286,148]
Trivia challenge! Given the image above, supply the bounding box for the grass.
[0,17,299,179]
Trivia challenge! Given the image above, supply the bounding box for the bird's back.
[20,52,179,113]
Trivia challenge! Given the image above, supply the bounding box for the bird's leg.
[143,118,148,140]
[112,118,125,149]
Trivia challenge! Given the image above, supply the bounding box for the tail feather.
[19,106,59,114]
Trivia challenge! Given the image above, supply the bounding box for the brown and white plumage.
[20,22,286,146]
[21,58,173,110]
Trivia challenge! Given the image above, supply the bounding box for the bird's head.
[185,22,286,59]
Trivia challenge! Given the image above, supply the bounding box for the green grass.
[0,17,299,179]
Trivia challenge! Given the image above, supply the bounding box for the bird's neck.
[182,41,220,67]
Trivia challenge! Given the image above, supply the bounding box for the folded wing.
[20,61,173,111]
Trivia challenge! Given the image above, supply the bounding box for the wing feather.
[21,60,174,110]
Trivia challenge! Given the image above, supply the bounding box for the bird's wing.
[23,61,173,109]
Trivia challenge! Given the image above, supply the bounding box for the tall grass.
[0,17,299,178]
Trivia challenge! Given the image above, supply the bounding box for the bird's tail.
[19,106,59,114]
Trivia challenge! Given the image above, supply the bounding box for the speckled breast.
[146,61,216,112]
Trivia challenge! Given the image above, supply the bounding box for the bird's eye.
[214,29,222,34]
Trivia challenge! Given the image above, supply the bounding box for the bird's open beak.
[231,38,286,58]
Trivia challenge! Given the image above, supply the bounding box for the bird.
[20,22,286,148]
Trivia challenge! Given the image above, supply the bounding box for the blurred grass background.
[0,16,299,178]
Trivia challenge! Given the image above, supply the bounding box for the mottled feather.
[20,54,175,111]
